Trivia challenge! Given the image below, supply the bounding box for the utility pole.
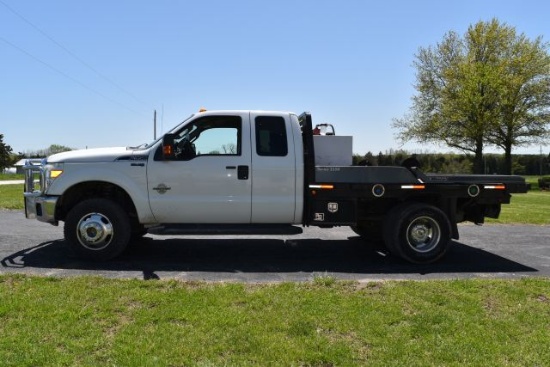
[154,110,157,140]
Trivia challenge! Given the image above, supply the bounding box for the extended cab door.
[147,112,252,223]
[250,112,300,223]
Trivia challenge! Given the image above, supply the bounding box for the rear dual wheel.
[383,203,452,264]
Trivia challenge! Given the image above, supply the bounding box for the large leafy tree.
[394,19,550,174]
[0,134,14,172]
[486,26,550,174]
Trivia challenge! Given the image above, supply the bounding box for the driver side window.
[194,127,239,155]
[173,116,241,160]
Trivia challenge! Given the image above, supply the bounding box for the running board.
[148,224,304,236]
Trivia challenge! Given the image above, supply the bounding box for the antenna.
[161,104,164,135]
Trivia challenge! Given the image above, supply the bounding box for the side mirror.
[162,133,176,160]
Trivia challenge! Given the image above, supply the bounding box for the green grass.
[523,175,542,190]
[0,275,548,366]
[0,184,23,210]
[482,174,550,225]
[1,177,548,365]
[0,173,23,180]
[487,190,550,225]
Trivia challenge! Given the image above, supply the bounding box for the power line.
[0,0,146,105]
[0,36,144,116]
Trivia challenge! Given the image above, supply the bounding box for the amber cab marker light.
[50,170,63,178]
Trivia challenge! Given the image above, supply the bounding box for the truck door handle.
[237,165,249,180]
[226,166,236,169]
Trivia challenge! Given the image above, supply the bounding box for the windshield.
[167,114,195,134]
[128,114,196,150]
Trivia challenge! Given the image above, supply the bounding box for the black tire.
[383,203,452,264]
[64,198,131,261]
[129,224,148,244]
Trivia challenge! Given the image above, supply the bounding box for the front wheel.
[383,203,452,264]
[64,198,131,261]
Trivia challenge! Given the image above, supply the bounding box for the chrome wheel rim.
[76,212,114,251]
[405,216,441,253]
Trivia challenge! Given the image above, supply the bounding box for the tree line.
[17,144,74,159]
[353,150,550,176]
[0,138,73,172]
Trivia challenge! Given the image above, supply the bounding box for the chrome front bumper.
[23,159,59,225]
[24,193,59,225]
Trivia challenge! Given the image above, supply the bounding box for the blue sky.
[1,0,549,156]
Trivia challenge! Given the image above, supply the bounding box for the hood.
[47,147,141,163]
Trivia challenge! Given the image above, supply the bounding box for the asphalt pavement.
[1,209,548,282]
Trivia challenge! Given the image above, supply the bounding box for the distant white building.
[12,158,44,174]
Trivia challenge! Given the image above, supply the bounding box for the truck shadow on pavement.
[1,235,537,279]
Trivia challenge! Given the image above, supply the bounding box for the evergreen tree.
[0,134,14,172]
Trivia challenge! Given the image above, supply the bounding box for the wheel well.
[57,181,138,223]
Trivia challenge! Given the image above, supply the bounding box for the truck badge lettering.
[327,202,338,213]
[152,183,171,195]
[314,213,325,221]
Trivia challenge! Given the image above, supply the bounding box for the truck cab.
[147,110,304,224]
